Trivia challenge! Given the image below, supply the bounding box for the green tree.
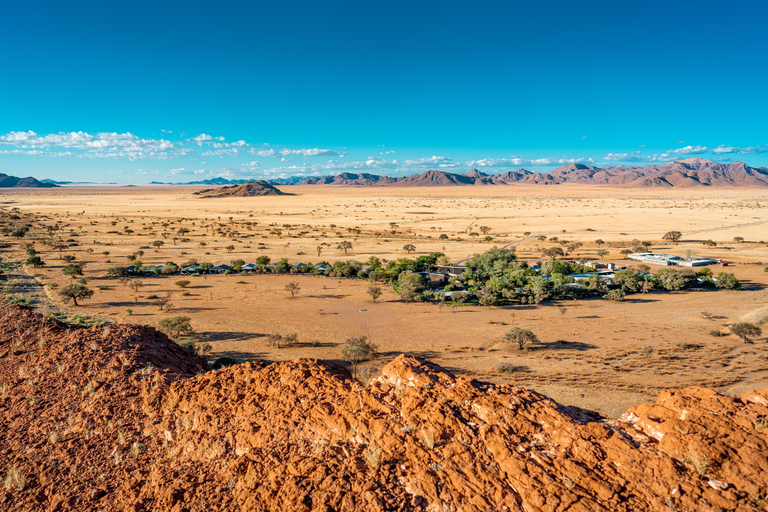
[398,271,425,302]
[715,272,741,290]
[62,263,84,279]
[226,245,235,253]
[152,240,164,250]
[542,247,564,259]
[107,265,128,277]
[174,280,191,289]
[24,256,44,267]
[478,290,497,308]
[504,327,539,350]
[341,336,378,379]
[603,289,626,301]
[157,316,193,339]
[611,269,641,293]
[58,284,94,306]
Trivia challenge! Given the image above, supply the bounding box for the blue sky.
[1,0,767,183]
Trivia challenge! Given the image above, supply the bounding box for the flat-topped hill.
[194,180,286,197]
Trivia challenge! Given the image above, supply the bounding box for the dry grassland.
[3,184,768,416]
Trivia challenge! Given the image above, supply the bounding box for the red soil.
[1,305,767,511]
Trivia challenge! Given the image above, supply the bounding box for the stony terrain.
[2,305,768,511]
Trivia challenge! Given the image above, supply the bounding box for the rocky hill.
[194,180,286,197]
[1,305,767,511]
[297,159,768,187]
[0,173,58,188]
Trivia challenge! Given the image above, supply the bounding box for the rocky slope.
[297,159,768,187]
[1,305,768,511]
[194,180,286,197]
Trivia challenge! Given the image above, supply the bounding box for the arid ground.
[3,185,768,417]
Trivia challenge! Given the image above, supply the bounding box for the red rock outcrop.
[1,305,767,511]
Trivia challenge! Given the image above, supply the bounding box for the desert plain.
[2,184,768,417]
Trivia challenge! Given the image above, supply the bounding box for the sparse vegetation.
[503,327,539,351]
[341,336,378,378]
[729,322,762,343]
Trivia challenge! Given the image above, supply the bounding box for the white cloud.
[403,155,455,166]
[465,156,598,168]
[0,130,185,160]
[712,145,767,155]
[252,148,343,158]
[671,145,709,155]
[191,134,213,145]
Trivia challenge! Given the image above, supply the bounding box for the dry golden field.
[3,184,768,417]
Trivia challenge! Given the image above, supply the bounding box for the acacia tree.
[367,285,382,303]
[337,241,353,255]
[662,231,683,244]
[730,322,761,343]
[285,282,300,298]
[157,316,193,339]
[542,247,564,259]
[128,279,144,293]
[504,327,539,350]
[25,256,44,267]
[152,240,164,250]
[341,336,378,379]
[479,226,491,235]
[403,244,416,254]
[58,284,94,306]
[62,263,84,279]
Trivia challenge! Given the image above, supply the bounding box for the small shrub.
[498,362,518,373]
[212,356,238,369]
[687,449,710,478]
[364,445,382,468]
[709,329,725,337]
[3,466,26,492]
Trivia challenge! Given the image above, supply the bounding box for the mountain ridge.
[293,159,768,187]
[0,173,58,188]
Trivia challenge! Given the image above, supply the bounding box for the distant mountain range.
[151,176,306,186]
[297,159,768,187]
[0,173,58,188]
[7,158,768,189]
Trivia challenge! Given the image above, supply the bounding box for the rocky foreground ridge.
[1,305,767,511]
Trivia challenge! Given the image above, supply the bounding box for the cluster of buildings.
[627,253,721,267]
